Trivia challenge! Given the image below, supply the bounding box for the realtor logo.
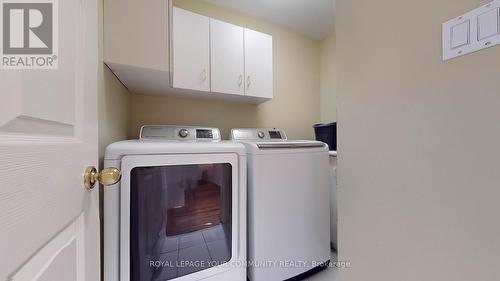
[1,0,58,69]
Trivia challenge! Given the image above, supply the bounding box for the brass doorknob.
[84,166,121,190]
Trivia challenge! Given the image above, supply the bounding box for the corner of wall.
[319,31,337,123]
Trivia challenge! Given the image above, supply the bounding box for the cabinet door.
[210,19,245,96]
[244,28,273,99]
[172,7,210,91]
[104,0,169,71]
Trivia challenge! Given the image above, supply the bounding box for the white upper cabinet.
[244,28,274,99]
[104,0,170,95]
[210,19,245,96]
[172,7,210,92]
[104,3,273,103]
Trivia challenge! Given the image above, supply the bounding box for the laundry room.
[99,0,336,150]
[98,0,338,280]
[3,0,500,280]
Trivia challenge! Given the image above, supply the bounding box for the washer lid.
[231,128,328,154]
[235,140,328,155]
[256,141,326,149]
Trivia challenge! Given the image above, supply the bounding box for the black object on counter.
[313,122,337,151]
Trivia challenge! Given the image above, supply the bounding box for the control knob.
[179,129,189,138]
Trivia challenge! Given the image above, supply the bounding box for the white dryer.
[104,125,247,281]
[231,128,330,281]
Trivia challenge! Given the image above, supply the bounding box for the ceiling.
[204,0,336,41]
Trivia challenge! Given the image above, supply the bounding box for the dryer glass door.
[120,154,238,281]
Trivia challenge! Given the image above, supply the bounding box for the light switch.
[443,1,500,60]
[477,8,499,40]
[451,20,470,48]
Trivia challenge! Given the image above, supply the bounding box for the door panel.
[10,215,85,281]
[38,242,77,281]
[244,28,273,99]
[172,7,210,92]
[0,0,99,280]
[38,242,78,281]
[210,19,244,95]
[0,0,81,136]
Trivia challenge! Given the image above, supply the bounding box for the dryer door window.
[129,163,233,281]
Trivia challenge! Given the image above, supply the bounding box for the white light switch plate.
[443,0,500,60]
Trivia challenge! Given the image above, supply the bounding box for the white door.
[244,28,273,99]
[0,0,99,280]
[210,19,244,96]
[172,7,210,92]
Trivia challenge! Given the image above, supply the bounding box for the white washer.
[104,125,247,281]
[231,128,330,281]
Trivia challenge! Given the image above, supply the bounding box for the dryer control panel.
[231,128,287,141]
[140,125,221,141]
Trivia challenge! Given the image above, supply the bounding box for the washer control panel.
[140,125,221,141]
[231,128,287,141]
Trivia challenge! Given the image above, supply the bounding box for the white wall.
[320,32,336,122]
[337,0,500,280]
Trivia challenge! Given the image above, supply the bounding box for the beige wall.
[320,32,337,122]
[98,0,131,278]
[337,0,500,280]
[98,0,130,165]
[130,94,258,139]
[130,0,321,140]
[98,66,131,163]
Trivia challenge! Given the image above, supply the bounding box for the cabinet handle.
[238,74,243,87]
[201,69,207,82]
[247,76,251,89]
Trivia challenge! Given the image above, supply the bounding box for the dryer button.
[179,129,189,138]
